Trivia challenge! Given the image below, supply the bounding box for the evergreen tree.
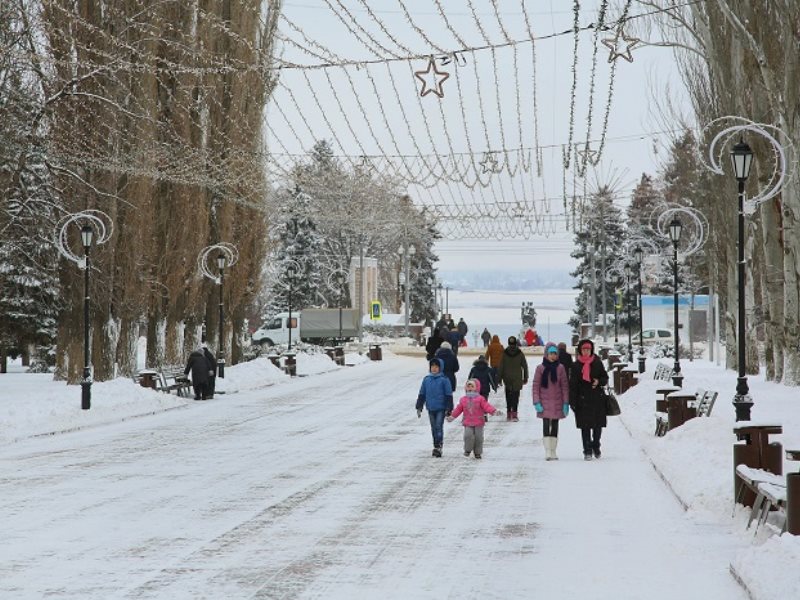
[569,187,626,331]
[409,218,440,327]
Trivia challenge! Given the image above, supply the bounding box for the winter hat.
[440,341,452,350]
[477,354,487,362]
[429,358,441,369]
[508,336,518,346]
[546,344,558,355]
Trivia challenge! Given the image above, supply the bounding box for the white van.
[641,328,673,345]
[251,309,359,346]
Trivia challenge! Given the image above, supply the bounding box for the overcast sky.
[268,1,688,273]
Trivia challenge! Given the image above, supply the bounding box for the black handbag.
[605,388,621,416]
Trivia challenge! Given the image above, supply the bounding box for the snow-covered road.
[2,356,747,599]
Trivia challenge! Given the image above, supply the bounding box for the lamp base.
[637,356,646,374]
[81,380,92,410]
[671,373,683,388]
[733,391,753,422]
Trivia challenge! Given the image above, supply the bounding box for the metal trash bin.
[284,353,297,376]
[369,344,382,361]
[138,370,158,389]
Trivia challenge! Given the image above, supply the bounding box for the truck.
[251,308,360,347]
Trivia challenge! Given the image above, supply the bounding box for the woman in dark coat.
[497,336,528,422]
[434,341,460,393]
[185,347,212,400]
[569,339,609,460]
[425,328,444,360]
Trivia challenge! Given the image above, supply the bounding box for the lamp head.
[730,137,754,182]
[669,217,682,244]
[408,245,416,256]
[634,246,643,264]
[397,245,405,256]
[80,224,94,249]
[217,254,226,270]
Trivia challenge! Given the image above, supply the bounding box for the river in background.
[441,288,578,348]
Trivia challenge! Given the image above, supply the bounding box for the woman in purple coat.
[532,342,570,460]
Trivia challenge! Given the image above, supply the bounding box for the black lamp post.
[731,137,754,421]
[634,246,646,373]
[287,264,296,351]
[216,254,226,379]
[624,262,633,363]
[613,288,619,343]
[336,272,344,345]
[80,224,94,410]
[669,217,683,388]
[427,277,434,328]
[437,283,443,318]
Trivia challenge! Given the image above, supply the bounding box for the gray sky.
[268,1,687,272]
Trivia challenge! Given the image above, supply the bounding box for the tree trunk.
[115,317,138,377]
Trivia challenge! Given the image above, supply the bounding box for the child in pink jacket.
[447,379,497,459]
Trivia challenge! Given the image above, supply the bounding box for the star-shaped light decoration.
[576,145,600,166]
[358,155,373,171]
[414,56,450,98]
[601,30,641,63]
[479,152,501,174]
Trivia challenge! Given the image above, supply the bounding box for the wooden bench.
[159,368,193,397]
[655,388,716,437]
[653,363,672,382]
[734,465,787,534]
[695,390,718,417]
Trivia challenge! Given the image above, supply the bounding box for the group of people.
[416,336,609,462]
[184,343,218,400]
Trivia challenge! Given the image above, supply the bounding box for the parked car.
[641,328,673,344]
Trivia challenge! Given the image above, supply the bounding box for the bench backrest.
[697,390,718,417]
[654,363,672,381]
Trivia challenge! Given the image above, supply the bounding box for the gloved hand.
[534,402,544,413]
[445,410,452,417]
[417,409,422,418]
[446,416,454,423]
[563,403,570,416]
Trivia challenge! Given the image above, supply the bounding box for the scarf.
[540,358,559,388]
[465,391,478,398]
[576,353,594,383]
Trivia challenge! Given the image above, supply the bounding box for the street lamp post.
[397,244,415,336]
[335,272,345,345]
[426,277,434,329]
[624,262,633,363]
[613,289,619,343]
[731,137,755,421]
[80,224,94,410]
[216,254,226,378]
[287,264,296,351]
[634,246,646,373]
[669,217,683,388]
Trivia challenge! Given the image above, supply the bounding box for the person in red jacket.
[447,379,497,459]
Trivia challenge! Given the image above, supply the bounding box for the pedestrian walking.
[457,317,468,338]
[557,341,574,371]
[202,342,217,399]
[416,358,454,457]
[497,336,528,422]
[445,327,463,355]
[184,346,212,400]
[468,355,497,401]
[533,343,570,460]
[486,334,504,370]
[434,341,460,392]
[569,339,610,460]
[425,328,444,360]
[447,379,497,459]
[481,328,491,347]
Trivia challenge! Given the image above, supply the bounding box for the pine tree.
[409,219,440,327]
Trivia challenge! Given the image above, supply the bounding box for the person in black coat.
[557,341,574,371]
[425,329,444,361]
[569,339,609,460]
[468,355,497,398]
[434,341,460,392]
[185,347,211,400]
[202,343,217,399]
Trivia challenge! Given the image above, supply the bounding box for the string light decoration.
[479,152,501,174]
[55,210,113,267]
[197,244,240,284]
[413,55,450,98]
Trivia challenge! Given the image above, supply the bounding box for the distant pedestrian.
[557,341,574,371]
[497,336,528,422]
[524,327,535,347]
[486,334,504,370]
[457,317,468,338]
[447,379,497,459]
[446,327,463,355]
[184,346,212,400]
[416,358,454,457]
[533,343,570,460]
[434,341,460,391]
[569,339,609,460]
[481,328,491,347]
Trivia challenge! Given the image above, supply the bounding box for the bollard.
[787,473,800,535]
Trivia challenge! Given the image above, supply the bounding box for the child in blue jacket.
[416,358,454,457]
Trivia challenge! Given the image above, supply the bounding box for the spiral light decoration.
[197,243,239,283]
[55,210,113,267]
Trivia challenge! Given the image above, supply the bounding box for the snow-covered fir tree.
[409,218,440,327]
[569,187,626,332]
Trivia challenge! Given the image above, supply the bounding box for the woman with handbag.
[569,339,609,460]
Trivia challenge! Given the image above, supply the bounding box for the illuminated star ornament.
[414,56,450,98]
[576,145,600,165]
[479,152,501,174]
[601,29,641,63]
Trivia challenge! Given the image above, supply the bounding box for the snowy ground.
[1,350,799,599]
